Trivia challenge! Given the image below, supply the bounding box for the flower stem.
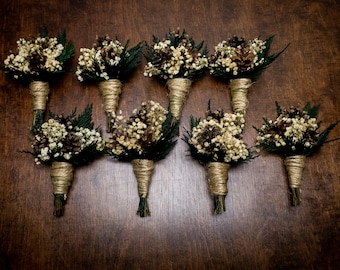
[137,197,150,217]
[32,109,45,133]
[291,187,301,206]
[213,195,226,215]
[53,194,66,217]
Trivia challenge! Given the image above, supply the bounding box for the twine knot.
[229,78,252,114]
[50,162,74,200]
[285,155,305,188]
[206,162,230,196]
[98,79,122,113]
[29,81,50,110]
[132,159,154,198]
[166,78,192,119]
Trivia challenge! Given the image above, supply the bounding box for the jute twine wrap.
[166,78,192,119]
[229,78,252,114]
[51,162,74,200]
[284,155,305,189]
[29,81,50,110]
[98,79,122,114]
[206,162,230,196]
[132,159,155,198]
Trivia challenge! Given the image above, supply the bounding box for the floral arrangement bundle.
[184,103,253,214]
[25,104,104,217]
[3,28,74,132]
[254,102,339,206]
[144,29,208,123]
[76,35,142,131]
[105,100,179,217]
[209,36,288,116]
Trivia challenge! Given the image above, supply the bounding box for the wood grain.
[0,0,339,269]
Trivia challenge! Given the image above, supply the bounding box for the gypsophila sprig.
[254,102,339,206]
[183,104,254,215]
[76,35,142,83]
[209,36,288,81]
[27,104,104,166]
[144,29,208,82]
[254,102,339,157]
[106,100,178,161]
[105,100,179,217]
[3,28,74,84]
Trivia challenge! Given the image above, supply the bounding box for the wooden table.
[0,0,339,269]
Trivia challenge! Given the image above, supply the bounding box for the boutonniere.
[76,35,142,131]
[105,100,179,217]
[254,102,339,206]
[3,28,74,132]
[144,29,208,123]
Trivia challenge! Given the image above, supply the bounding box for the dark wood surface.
[1,1,339,269]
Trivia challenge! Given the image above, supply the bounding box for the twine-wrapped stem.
[29,81,50,132]
[284,155,306,206]
[98,79,122,132]
[132,159,155,217]
[206,162,230,215]
[229,78,252,115]
[50,161,74,217]
[166,78,192,123]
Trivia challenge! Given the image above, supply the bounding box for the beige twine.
[166,78,192,119]
[206,162,230,196]
[284,155,305,188]
[50,162,74,200]
[29,81,50,110]
[229,78,252,114]
[98,79,122,113]
[132,159,155,198]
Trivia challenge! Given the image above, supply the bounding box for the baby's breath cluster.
[3,30,74,84]
[185,108,252,164]
[255,102,339,156]
[144,29,208,81]
[209,36,287,80]
[29,105,104,165]
[106,100,178,161]
[76,35,142,82]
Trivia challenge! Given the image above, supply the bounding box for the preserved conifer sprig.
[254,102,339,206]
